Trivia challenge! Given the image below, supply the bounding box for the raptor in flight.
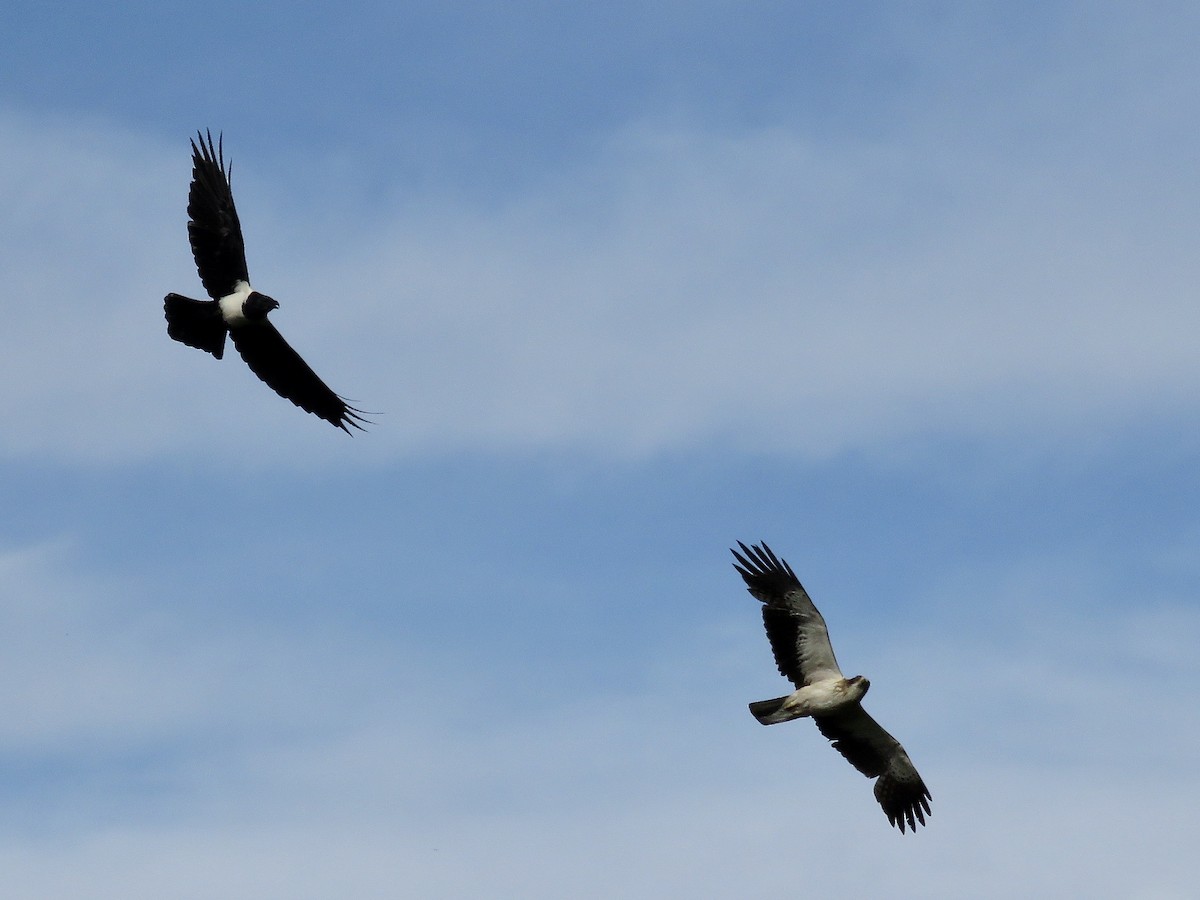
[732,541,931,832]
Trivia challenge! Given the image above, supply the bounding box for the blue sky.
[2,2,1199,896]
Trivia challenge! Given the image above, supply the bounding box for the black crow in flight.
[164,130,368,432]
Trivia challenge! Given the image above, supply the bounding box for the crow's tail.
[164,294,227,359]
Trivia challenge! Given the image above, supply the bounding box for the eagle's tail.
[164,294,227,359]
[749,695,796,725]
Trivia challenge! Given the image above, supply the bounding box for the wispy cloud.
[4,6,1198,899]
[1,539,1196,898]
[3,78,1199,468]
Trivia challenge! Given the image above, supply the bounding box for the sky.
[2,2,1199,897]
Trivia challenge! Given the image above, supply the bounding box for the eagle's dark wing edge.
[815,705,932,833]
[731,541,842,686]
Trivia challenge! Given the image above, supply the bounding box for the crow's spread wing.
[187,130,250,300]
[229,321,368,433]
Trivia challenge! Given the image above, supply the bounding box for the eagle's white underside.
[782,677,866,717]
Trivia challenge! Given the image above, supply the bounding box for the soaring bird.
[163,130,368,432]
[731,541,932,832]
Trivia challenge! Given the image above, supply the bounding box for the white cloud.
[2,66,1199,469]
[315,117,1200,463]
[1,539,1197,898]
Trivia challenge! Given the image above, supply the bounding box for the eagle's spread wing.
[731,541,843,686]
[187,130,250,300]
[229,321,368,433]
[815,705,932,833]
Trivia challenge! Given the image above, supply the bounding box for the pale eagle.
[163,130,369,432]
[732,541,932,832]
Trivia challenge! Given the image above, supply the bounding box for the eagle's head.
[244,292,280,321]
[847,675,871,699]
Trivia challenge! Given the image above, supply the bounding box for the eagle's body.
[732,541,932,833]
[163,130,368,433]
[749,673,869,725]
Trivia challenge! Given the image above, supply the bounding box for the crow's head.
[244,292,279,321]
